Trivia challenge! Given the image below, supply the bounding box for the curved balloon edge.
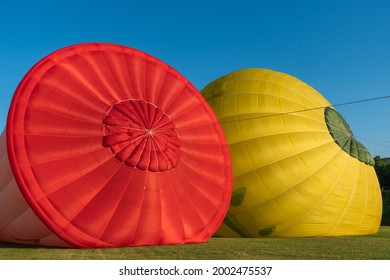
[5,42,233,248]
[201,68,382,238]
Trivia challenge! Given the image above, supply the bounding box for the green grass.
[1,226,390,260]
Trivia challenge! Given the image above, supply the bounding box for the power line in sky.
[217,94,390,152]
[220,95,390,123]
[332,95,390,108]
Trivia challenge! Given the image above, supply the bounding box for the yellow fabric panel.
[201,68,382,237]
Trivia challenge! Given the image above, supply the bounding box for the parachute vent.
[103,99,180,172]
[325,107,374,166]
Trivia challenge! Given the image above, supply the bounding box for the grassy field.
[1,226,390,260]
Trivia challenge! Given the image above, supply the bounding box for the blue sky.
[1,0,390,157]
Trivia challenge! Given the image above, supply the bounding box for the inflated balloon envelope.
[0,43,232,248]
[201,68,382,238]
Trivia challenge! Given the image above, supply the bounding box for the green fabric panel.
[223,212,253,237]
[258,226,276,236]
[230,187,247,207]
[324,107,374,166]
[223,187,252,237]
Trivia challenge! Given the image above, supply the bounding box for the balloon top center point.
[102,99,180,172]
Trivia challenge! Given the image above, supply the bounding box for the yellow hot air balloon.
[201,68,382,237]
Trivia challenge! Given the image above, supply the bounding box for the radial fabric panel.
[201,68,382,237]
[1,43,232,248]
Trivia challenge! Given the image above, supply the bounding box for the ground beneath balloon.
[1,227,390,260]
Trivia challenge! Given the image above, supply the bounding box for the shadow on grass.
[0,241,63,249]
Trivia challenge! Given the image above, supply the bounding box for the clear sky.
[1,0,390,157]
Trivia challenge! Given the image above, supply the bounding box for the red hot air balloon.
[0,43,232,248]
